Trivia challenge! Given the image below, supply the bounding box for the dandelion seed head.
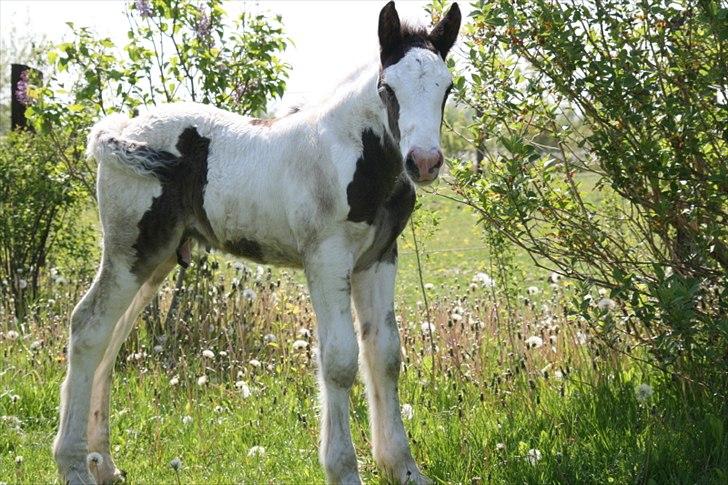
[525,336,543,349]
[197,375,208,386]
[247,445,266,457]
[169,376,179,386]
[496,442,506,451]
[249,359,262,368]
[597,298,617,311]
[6,330,19,341]
[202,349,215,359]
[87,452,103,466]
[525,448,542,465]
[424,283,435,290]
[182,415,193,425]
[15,455,23,465]
[420,321,436,335]
[635,383,653,403]
[472,272,495,287]
[527,286,539,295]
[292,339,308,350]
[242,288,257,301]
[170,457,182,471]
[401,403,414,420]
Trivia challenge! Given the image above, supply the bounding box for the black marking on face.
[224,238,265,263]
[346,129,403,225]
[378,79,400,141]
[441,83,453,125]
[131,127,215,280]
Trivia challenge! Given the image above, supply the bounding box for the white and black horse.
[53,2,461,483]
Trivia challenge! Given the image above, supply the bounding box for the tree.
[445,0,727,383]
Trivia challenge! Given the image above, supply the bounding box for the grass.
[2,190,727,484]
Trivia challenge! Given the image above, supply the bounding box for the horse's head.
[377,1,461,185]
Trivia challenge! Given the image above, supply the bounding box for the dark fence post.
[11,63,41,131]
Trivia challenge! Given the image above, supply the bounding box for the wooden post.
[11,64,41,131]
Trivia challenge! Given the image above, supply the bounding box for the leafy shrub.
[0,130,95,320]
[446,0,727,385]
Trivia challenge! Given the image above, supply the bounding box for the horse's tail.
[87,113,178,180]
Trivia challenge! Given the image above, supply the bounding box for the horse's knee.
[320,338,359,389]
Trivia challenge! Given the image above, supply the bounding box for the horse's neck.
[319,64,389,142]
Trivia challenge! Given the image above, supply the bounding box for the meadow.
[2,189,726,484]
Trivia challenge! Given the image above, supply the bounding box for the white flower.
[575,332,588,345]
[214,405,224,413]
[202,349,215,359]
[236,381,252,398]
[170,457,182,471]
[30,340,42,351]
[292,340,308,350]
[424,283,435,291]
[247,445,266,457]
[548,272,561,284]
[264,333,277,343]
[450,312,463,322]
[249,359,262,368]
[153,345,163,353]
[420,321,436,335]
[597,298,617,311]
[219,350,228,357]
[197,375,208,386]
[86,452,103,466]
[297,327,311,338]
[242,288,257,301]
[401,403,414,420]
[6,330,19,341]
[527,286,540,296]
[525,448,542,465]
[15,455,24,464]
[182,415,193,425]
[472,272,495,287]
[18,279,27,290]
[496,442,506,451]
[635,383,654,403]
[169,376,179,386]
[525,336,543,348]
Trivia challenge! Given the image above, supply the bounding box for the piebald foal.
[53,2,461,483]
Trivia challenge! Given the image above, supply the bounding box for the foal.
[53,2,461,483]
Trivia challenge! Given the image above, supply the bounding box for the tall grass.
[1,251,726,483]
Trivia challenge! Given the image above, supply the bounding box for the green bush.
[0,130,95,320]
[446,0,727,386]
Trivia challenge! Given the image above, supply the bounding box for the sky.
[0,0,460,110]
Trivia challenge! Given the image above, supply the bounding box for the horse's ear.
[378,1,401,62]
[429,3,461,59]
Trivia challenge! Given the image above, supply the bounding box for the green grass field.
[2,189,727,484]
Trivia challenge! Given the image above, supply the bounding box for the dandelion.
[182,415,193,425]
[472,272,495,287]
[87,452,103,467]
[15,455,23,465]
[135,0,152,17]
[169,376,179,386]
[424,283,435,291]
[6,330,19,341]
[597,298,617,311]
[242,288,257,301]
[247,445,266,458]
[297,327,311,338]
[450,312,463,322]
[401,403,414,420]
[10,394,20,403]
[635,383,654,403]
[236,381,252,398]
[548,272,561,284]
[18,279,28,290]
[197,375,208,386]
[496,442,506,451]
[30,340,42,351]
[525,336,543,349]
[202,349,215,359]
[292,340,308,351]
[153,345,163,353]
[264,333,277,343]
[527,286,539,296]
[249,359,262,368]
[214,405,224,413]
[575,332,588,345]
[525,448,542,465]
[420,321,436,335]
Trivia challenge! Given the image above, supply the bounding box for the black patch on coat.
[131,127,215,280]
[346,129,403,225]
[353,175,416,272]
[224,238,265,263]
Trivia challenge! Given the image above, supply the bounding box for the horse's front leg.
[352,247,431,484]
[305,238,361,484]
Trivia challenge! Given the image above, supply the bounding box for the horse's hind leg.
[86,255,177,484]
[53,255,146,485]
